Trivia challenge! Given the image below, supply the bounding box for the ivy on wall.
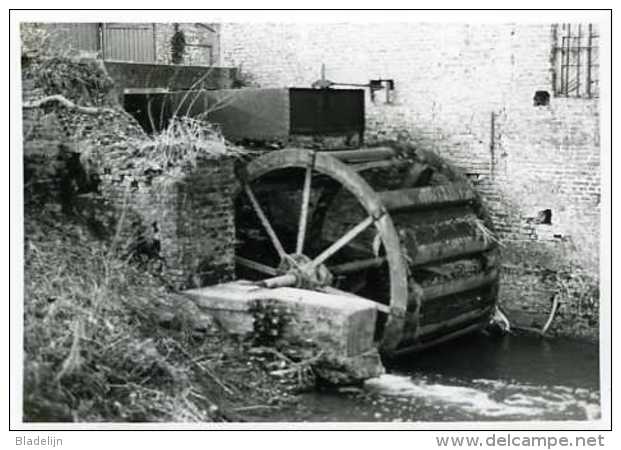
[170,24,186,65]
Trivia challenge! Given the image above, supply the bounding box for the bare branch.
[23,94,116,115]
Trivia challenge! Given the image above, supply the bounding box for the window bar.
[565,24,571,96]
[551,24,558,96]
[576,24,581,97]
[560,34,565,96]
[559,38,564,95]
[559,26,564,96]
[562,31,568,96]
[586,24,593,98]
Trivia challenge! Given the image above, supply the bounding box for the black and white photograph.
[8,7,613,438]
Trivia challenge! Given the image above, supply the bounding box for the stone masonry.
[154,23,221,66]
[98,157,238,290]
[22,58,238,292]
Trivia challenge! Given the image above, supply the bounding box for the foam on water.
[258,335,600,422]
[364,374,601,420]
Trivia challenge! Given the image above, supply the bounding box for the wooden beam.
[350,159,409,172]
[323,147,397,163]
[235,256,278,276]
[411,236,491,266]
[242,181,287,259]
[311,216,375,268]
[421,269,498,302]
[296,164,313,254]
[418,306,493,336]
[389,321,486,356]
[379,182,476,211]
[259,273,298,289]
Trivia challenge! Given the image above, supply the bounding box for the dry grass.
[473,218,504,247]
[21,54,290,423]
[23,207,294,422]
[134,116,246,168]
[24,209,221,422]
[80,115,251,192]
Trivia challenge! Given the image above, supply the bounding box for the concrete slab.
[184,280,378,357]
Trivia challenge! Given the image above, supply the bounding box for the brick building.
[22,21,602,337]
[27,22,220,66]
[218,23,601,335]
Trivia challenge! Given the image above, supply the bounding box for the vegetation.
[170,24,186,65]
[20,49,295,422]
[21,49,354,421]
[24,205,309,422]
[502,240,599,339]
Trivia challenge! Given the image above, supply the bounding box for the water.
[261,333,601,422]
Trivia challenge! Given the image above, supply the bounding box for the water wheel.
[235,142,499,356]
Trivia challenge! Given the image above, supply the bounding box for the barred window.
[552,24,599,98]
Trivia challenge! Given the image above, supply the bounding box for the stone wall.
[104,61,236,92]
[219,23,601,338]
[99,158,237,290]
[154,23,221,66]
[22,57,238,291]
[22,65,81,207]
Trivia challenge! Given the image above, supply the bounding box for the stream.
[259,333,601,422]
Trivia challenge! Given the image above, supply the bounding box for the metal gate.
[102,23,156,63]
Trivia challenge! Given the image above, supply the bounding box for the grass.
[23,207,292,422]
[18,46,384,423]
[21,55,303,422]
[124,116,248,180]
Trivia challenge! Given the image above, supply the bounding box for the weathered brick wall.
[104,62,236,92]
[99,158,237,290]
[22,68,69,205]
[22,23,221,67]
[154,23,221,66]
[22,78,64,149]
[23,57,237,291]
[220,23,600,337]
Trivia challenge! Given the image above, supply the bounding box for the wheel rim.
[235,149,409,350]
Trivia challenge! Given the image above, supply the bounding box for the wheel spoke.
[235,256,278,276]
[295,164,313,254]
[310,216,374,269]
[243,181,287,259]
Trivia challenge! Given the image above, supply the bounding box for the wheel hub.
[277,254,333,289]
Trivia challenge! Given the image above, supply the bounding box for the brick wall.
[22,58,237,291]
[22,23,221,67]
[22,69,69,204]
[155,23,221,66]
[219,23,601,337]
[99,157,237,290]
[104,62,236,93]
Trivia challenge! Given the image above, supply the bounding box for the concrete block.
[184,280,378,357]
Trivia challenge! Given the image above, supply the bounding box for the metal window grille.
[552,23,599,98]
